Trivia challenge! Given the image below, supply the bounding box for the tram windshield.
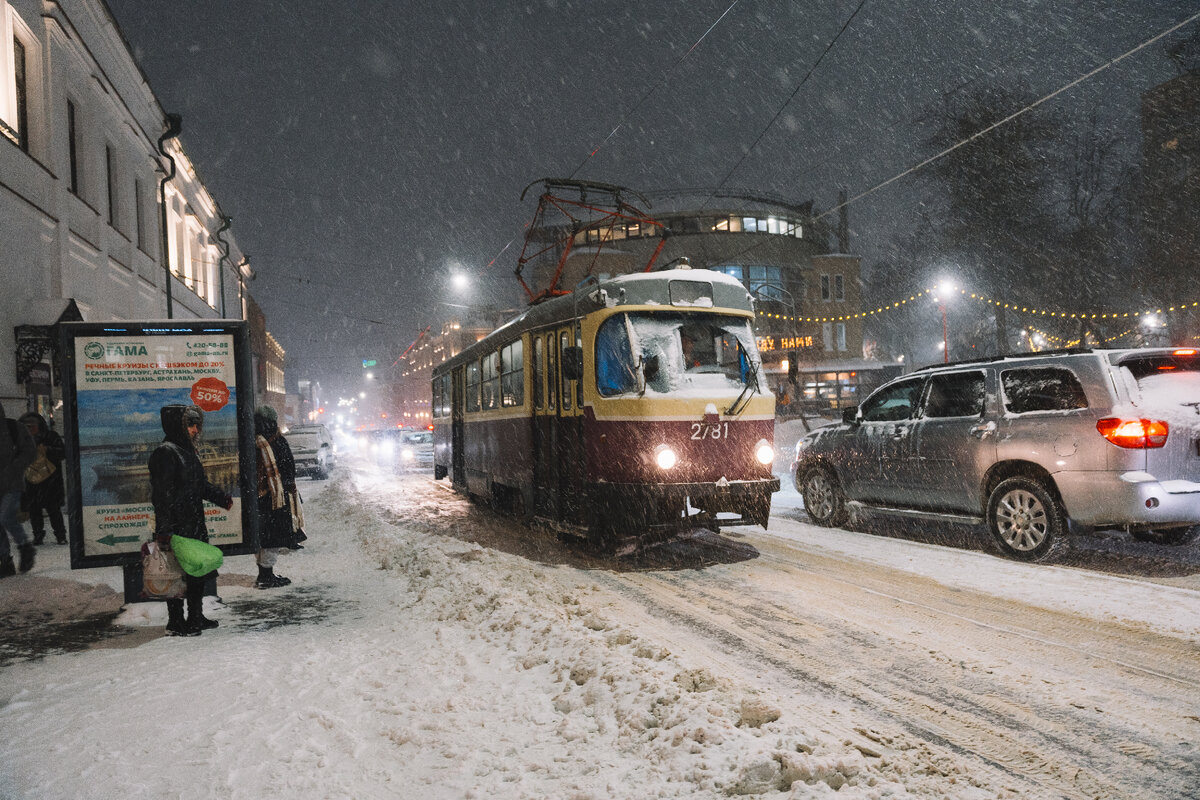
[595,312,765,397]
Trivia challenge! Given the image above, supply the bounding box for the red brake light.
[1173,349,1197,356]
[1097,418,1169,449]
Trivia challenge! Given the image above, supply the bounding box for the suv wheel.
[801,467,848,528]
[986,477,1066,561]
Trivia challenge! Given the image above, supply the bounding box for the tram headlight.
[654,444,679,471]
[754,439,775,465]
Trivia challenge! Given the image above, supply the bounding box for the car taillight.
[1097,418,1169,449]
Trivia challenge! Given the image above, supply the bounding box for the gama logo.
[83,342,149,359]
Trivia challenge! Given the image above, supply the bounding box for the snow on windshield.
[596,312,764,398]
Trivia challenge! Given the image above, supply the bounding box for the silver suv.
[791,348,1200,560]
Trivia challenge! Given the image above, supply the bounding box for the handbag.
[25,449,56,484]
[142,541,186,599]
[170,534,224,577]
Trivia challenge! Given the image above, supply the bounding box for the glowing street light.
[933,280,956,363]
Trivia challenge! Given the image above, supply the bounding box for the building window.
[834,274,844,302]
[820,274,831,302]
[9,36,27,150]
[747,265,783,301]
[67,100,79,195]
[135,179,149,251]
[822,322,833,352]
[836,323,847,351]
[105,145,116,227]
[714,265,783,302]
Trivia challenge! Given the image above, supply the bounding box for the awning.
[14,298,84,384]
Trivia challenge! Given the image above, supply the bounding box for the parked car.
[791,347,1200,561]
[285,424,337,479]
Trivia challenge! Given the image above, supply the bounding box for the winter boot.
[17,544,35,573]
[0,557,14,578]
[32,530,45,546]
[54,531,67,545]
[165,599,200,637]
[255,566,292,589]
[187,594,218,630]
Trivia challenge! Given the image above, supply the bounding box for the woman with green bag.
[148,405,233,636]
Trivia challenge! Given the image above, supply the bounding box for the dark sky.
[104,0,1195,397]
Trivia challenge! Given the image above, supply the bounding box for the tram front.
[580,269,780,543]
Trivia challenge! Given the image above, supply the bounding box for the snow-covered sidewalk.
[0,472,1034,798]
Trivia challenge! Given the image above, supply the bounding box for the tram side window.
[547,333,558,410]
[501,339,523,407]
[482,351,499,410]
[438,373,452,417]
[465,362,481,412]
[533,336,543,409]
[432,375,443,418]
[596,314,637,396]
[560,331,572,411]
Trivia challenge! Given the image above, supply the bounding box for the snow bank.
[0,472,997,798]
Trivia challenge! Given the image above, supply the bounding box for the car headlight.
[401,447,414,461]
[654,444,678,471]
[754,439,775,465]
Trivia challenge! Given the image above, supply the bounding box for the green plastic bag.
[170,535,224,577]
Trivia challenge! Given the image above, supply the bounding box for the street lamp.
[934,280,955,363]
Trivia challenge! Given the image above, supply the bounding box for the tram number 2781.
[690,422,730,440]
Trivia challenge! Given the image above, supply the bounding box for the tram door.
[557,326,585,523]
[451,366,465,486]
[533,331,558,518]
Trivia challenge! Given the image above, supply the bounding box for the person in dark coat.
[18,413,66,545]
[253,406,298,588]
[0,400,37,577]
[148,404,232,636]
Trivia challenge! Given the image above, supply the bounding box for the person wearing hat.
[148,404,233,636]
[254,405,299,588]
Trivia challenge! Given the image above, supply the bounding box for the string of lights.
[754,285,1200,326]
[1023,326,1138,349]
[756,290,933,323]
[960,289,1200,321]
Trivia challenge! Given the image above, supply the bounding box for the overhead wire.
[704,0,869,207]
[815,7,1200,221]
[669,7,1200,275]
[483,0,742,274]
[567,0,740,180]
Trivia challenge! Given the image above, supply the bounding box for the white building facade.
[1,0,252,417]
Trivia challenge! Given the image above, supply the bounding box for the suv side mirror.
[562,346,584,381]
[841,405,860,425]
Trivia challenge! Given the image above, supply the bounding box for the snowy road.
[2,458,1199,799]
[366,465,1200,799]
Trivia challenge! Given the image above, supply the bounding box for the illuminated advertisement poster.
[60,322,257,569]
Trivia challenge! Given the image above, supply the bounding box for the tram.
[431,266,780,546]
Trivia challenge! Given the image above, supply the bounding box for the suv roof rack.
[911,347,1095,373]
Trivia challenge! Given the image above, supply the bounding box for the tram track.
[370,471,1200,798]
[585,528,1200,799]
